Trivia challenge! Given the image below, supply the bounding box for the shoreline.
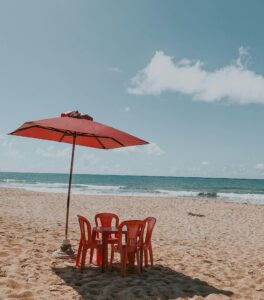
[0,188,263,299]
[0,186,264,206]
[2,172,264,205]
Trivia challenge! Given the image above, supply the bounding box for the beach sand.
[0,188,263,299]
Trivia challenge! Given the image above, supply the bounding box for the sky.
[1,0,264,178]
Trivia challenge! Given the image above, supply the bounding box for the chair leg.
[96,247,102,265]
[144,249,148,267]
[140,247,144,272]
[76,241,82,267]
[123,251,128,277]
[109,245,114,271]
[81,247,88,270]
[121,250,127,277]
[136,250,140,273]
[149,245,154,266]
[120,251,124,277]
[90,247,94,264]
[106,244,109,268]
[127,252,135,268]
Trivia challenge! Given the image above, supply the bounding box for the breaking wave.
[0,174,264,204]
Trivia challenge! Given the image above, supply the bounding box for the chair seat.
[94,240,102,245]
[96,236,119,244]
[112,244,140,254]
[107,237,119,244]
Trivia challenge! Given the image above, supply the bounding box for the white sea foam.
[2,179,26,183]
[218,192,264,204]
[1,179,264,204]
[0,181,125,195]
[155,189,199,197]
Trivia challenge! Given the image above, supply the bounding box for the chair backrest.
[118,220,145,253]
[95,213,119,228]
[77,215,92,245]
[144,217,156,246]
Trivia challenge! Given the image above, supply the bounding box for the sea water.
[0,172,264,204]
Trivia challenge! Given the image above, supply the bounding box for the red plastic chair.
[95,213,119,240]
[110,220,145,277]
[143,217,156,267]
[95,213,119,244]
[76,215,102,270]
[92,213,119,266]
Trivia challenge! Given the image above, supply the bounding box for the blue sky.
[1,0,264,178]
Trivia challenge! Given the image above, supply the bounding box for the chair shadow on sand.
[52,264,233,300]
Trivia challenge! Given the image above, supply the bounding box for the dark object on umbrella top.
[10,111,148,257]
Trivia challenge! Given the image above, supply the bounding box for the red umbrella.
[10,111,148,257]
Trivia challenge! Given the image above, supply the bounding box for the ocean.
[0,172,264,204]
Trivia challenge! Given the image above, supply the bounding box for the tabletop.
[93,226,118,233]
[93,226,128,233]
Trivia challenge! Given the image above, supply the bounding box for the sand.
[0,187,263,300]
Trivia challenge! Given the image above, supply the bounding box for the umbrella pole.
[65,134,76,240]
[53,134,76,258]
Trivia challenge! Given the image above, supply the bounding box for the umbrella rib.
[9,124,38,135]
[109,137,125,147]
[69,132,125,147]
[59,132,66,142]
[10,124,68,135]
[10,125,127,148]
[84,134,125,147]
[93,136,106,149]
[36,126,69,135]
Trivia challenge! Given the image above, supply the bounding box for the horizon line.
[0,170,263,181]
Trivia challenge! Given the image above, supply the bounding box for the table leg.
[102,231,108,272]
[140,246,143,272]
[127,252,135,268]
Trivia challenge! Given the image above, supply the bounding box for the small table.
[93,226,120,272]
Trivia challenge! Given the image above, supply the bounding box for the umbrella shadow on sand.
[52,264,233,300]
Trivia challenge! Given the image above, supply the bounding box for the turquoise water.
[0,172,264,204]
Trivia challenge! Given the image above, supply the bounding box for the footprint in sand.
[0,252,9,258]
[0,268,7,277]
[7,290,33,298]
[5,279,22,289]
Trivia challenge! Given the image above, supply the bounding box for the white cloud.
[114,146,141,153]
[145,142,165,155]
[0,134,23,158]
[114,142,164,156]
[124,106,131,112]
[256,163,264,170]
[108,67,122,73]
[75,153,100,173]
[201,161,209,166]
[74,153,123,174]
[35,145,70,158]
[128,47,264,105]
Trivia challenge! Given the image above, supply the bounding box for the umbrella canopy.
[10,111,147,149]
[10,111,148,257]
